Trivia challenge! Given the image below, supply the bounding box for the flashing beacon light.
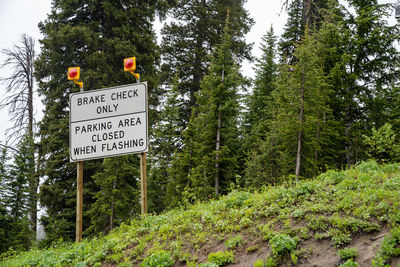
[67,67,83,89]
[68,67,80,81]
[124,57,139,81]
[124,57,136,72]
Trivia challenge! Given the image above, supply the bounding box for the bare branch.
[0,34,36,143]
[0,142,18,152]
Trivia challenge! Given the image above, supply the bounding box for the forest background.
[1,0,400,254]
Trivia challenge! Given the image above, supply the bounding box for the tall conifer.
[161,0,253,126]
[271,31,332,179]
[318,0,400,167]
[182,23,243,200]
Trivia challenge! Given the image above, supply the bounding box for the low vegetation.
[2,160,400,266]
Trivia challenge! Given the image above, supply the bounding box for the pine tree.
[149,73,185,211]
[0,145,8,202]
[86,156,140,235]
[0,146,11,253]
[243,27,280,188]
[156,1,253,207]
[319,0,400,167]
[280,0,303,63]
[35,0,161,243]
[161,0,254,127]
[3,133,35,250]
[271,30,332,179]
[280,0,332,63]
[244,26,277,151]
[182,24,243,200]
[6,134,35,222]
[168,112,197,205]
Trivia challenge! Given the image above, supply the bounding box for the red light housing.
[68,67,80,81]
[124,57,136,72]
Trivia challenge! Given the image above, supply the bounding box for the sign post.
[76,161,83,242]
[68,67,85,243]
[69,82,149,224]
[69,59,148,243]
[140,152,147,214]
[123,57,147,215]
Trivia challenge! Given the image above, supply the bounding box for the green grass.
[2,160,400,266]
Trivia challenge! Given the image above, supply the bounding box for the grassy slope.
[2,160,400,267]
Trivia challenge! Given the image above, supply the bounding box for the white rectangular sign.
[69,82,148,162]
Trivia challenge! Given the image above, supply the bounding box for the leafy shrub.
[338,259,360,267]
[269,234,296,256]
[308,215,328,231]
[239,217,252,228]
[290,253,298,264]
[260,224,277,241]
[264,256,277,267]
[140,250,174,267]
[338,247,358,260]
[224,190,251,208]
[253,258,264,267]
[330,229,351,247]
[207,250,235,266]
[292,208,304,220]
[372,226,400,266]
[225,235,242,249]
[363,124,400,163]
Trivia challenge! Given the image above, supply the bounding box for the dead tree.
[0,34,39,235]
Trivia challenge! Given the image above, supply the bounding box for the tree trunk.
[191,0,207,109]
[295,64,305,181]
[110,169,117,231]
[215,107,221,196]
[215,67,224,196]
[345,104,354,168]
[314,112,321,175]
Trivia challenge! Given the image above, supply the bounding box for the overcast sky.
[0,0,395,144]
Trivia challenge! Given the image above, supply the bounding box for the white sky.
[0,0,394,144]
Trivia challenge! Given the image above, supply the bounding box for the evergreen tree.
[243,26,277,151]
[280,0,303,63]
[3,133,35,250]
[319,0,400,167]
[0,145,8,202]
[168,112,197,205]
[35,0,161,243]
[180,25,243,200]
[156,1,253,207]
[149,73,185,211]
[243,27,280,188]
[280,0,332,63]
[0,204,11,253]
[86,156,140,235]
[161,0,254,127]
[6,134,35,222]
[0,146,11,253]
[271,31,332,179]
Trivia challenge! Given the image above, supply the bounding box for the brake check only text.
[69,83,148,162]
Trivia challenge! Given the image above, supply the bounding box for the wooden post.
[76,161,83,242]
[75,76,84,243]
[140,152,147,215]
[124,62,146,215]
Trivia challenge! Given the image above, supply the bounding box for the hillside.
[2,160,400,267]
